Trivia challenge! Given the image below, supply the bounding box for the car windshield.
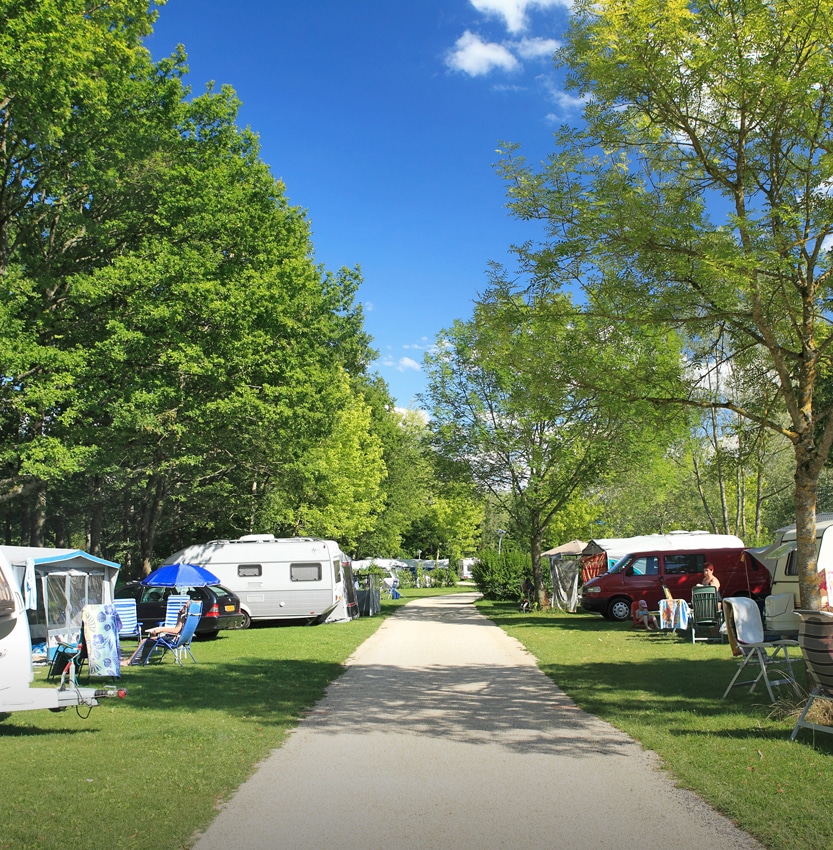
[209,585,231,598]
[607,556,629,575]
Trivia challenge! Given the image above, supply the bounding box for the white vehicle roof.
[584,531,745,563]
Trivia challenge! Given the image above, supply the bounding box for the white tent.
[1,546,120,649]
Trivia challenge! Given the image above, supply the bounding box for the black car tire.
[607,597,632,622]
[230,609,251,630]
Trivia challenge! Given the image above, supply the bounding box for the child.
[636,599,659,630]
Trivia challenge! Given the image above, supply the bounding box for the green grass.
[478,601,833,850]
[0,590,441,850]
[6,588,830,850]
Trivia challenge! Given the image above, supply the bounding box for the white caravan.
[0,549,124,715]
[757,514,833,635]
[163,535,348,627]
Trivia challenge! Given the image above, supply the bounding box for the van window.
[785,550,798,576]
[238,564,262,577]
[626,557,658,576]
[664,553,705,575]
[290,563,322,582]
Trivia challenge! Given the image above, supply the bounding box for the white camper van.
[759,514,833,635]
[163,535,348,628]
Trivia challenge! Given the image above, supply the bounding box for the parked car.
[115,582,243,636]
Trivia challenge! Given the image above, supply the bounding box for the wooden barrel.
[797,610,833,694]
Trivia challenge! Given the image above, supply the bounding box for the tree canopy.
[497,0,833,607]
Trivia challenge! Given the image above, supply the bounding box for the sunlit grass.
[0,589,450,850]
[477,600,833,850]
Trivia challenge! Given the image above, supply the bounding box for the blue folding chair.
[161,594,191,628]
[113,598,143,643]
[148,601,202,666]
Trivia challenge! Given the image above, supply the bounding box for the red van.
[581,545,770,622]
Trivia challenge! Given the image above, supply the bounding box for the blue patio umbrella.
[141,562,220,587]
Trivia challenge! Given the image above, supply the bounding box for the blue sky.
[146,0,580,408]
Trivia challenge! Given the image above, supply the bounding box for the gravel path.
[192,592,763,850]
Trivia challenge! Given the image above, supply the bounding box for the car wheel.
[231,610,251,630]
[608,597,632,622]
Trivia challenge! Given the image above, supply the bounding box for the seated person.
[695,562,722,601]
[126,601,190,665]
[635,599,659,630]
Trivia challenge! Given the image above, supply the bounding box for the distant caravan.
[162,535,350,628]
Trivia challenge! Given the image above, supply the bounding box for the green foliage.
[0,2,379,568]
[427,566,457,587]
[471,548,527,601]
[497,0,833,606]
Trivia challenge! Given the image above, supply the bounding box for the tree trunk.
[139,474,168,576]
[794,455,822,610]
[530,525,547,609]
[30,482,46,546]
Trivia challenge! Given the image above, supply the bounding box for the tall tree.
[0,2,375,568]
[499,0,833,608]
[0,0,178,535]
[422,287,678,605]
[351,377,433,559]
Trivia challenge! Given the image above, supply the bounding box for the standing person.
[520,577,534,612]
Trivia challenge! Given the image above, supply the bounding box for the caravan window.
[664,553,704,575]
[785,550,798,576]
[0,568,15,616]
[290,563,322,582]
[238,564,262,577]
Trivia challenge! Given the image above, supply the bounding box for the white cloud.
[363,300,374,312]
[470,0,570,35]
[446,30,520,76]
[396,357,422,372]
[513,36,559,59]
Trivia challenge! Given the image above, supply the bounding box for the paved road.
[192,593,762,850]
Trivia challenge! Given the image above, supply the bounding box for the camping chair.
[722,597,800,703]
[145,601,202,666]
[657,597,689,633]
[113,598,142,643]
[161,593,191,628]
[791,610,833,741]
[690,586,723,643]
[631,600,658,630]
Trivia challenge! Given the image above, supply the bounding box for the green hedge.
[471,549,528,600]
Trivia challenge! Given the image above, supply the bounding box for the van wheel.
[231,610,251,630]
[608,598,632,622]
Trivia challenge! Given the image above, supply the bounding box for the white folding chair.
[722,597,800,703]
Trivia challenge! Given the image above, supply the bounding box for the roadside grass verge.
[477,600,833,850]
[1,588,460,850]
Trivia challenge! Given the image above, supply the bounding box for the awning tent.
[1,546,120,648]
[543,541,587,613]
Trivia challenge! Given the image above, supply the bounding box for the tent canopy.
[0,546,121,648]
[542,540,587,559]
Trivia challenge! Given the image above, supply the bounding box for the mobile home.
[757,515,833,635]
[163,535,349,627]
